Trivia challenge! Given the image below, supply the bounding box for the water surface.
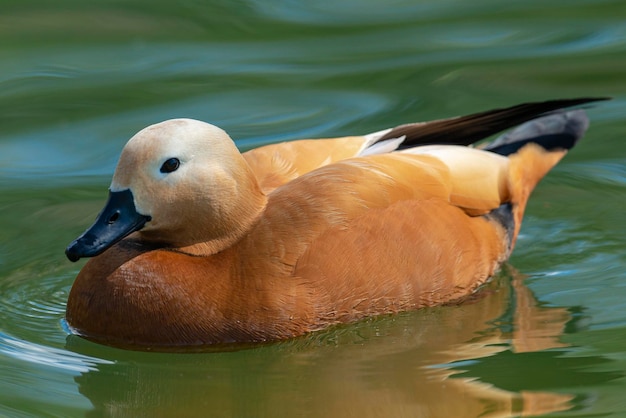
[1,0,625,416]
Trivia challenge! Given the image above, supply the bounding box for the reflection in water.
[70,267,586,417]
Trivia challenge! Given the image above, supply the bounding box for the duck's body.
[65,98,602,350]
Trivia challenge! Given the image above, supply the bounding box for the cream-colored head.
[110,118,267,252]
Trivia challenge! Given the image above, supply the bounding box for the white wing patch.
[358,128,406,157]
[359,136,406,157]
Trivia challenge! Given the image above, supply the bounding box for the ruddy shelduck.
[65,97,605,350]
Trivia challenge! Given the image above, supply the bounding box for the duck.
[65,97,604,350]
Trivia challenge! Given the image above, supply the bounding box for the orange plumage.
[65,98,605,350]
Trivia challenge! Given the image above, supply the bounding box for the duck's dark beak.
[65,189,151,262]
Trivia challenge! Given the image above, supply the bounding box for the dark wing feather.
[377,97,608,149]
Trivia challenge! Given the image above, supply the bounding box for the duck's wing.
[243,98,606,193]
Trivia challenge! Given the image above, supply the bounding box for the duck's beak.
[65,189,151,262]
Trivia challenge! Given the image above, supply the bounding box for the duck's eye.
[160,158,180,174]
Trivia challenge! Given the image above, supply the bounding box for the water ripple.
[0,332,112,373]
[0,263,73,342]
[0,265,112,374]
[0,88,390,182]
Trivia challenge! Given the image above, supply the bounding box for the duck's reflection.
[69,267,577,417]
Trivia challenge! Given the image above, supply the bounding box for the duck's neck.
[174,203,265,256]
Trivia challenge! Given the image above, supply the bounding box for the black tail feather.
[379,97,608,149]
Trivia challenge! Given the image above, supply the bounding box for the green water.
[1,0,625,417]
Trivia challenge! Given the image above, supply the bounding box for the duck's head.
[65,119,266,262]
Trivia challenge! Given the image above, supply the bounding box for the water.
[1,0,625,416]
